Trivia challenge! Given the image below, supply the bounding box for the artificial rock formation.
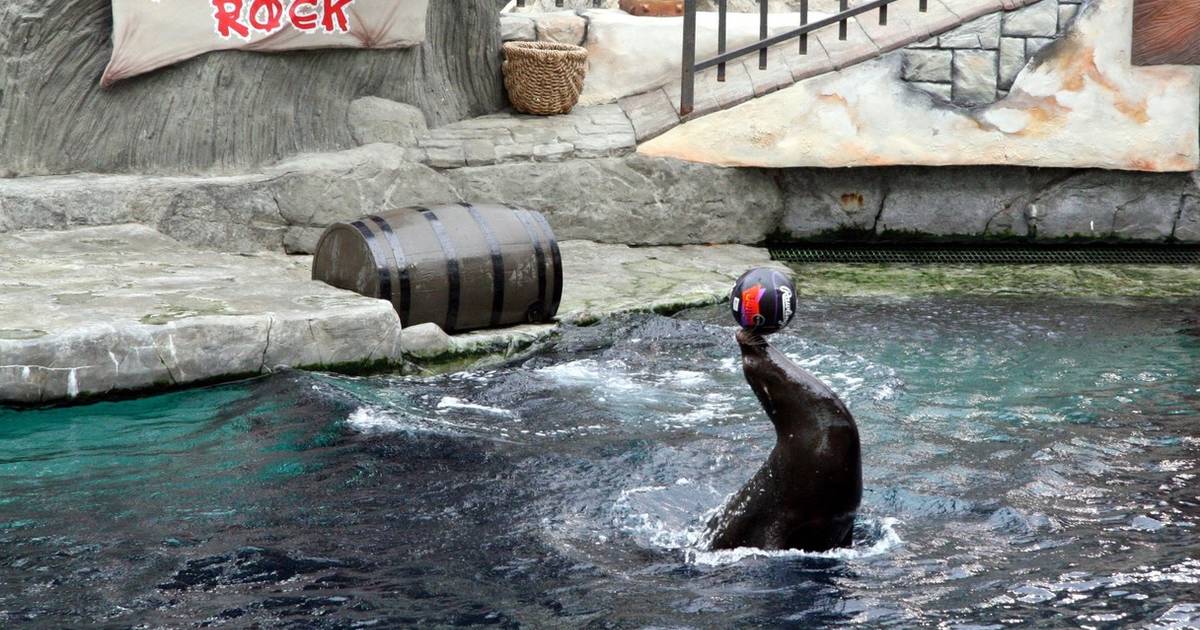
[0,225,405,405]
[2,143,1199,248]
[0,0,504,177]
[639,0,1200,171]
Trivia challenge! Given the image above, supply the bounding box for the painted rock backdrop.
[0,0,500,177]
[640,0,1200,172]
[102,0,429,86]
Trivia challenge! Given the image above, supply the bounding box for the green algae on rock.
[786,264,1200,298]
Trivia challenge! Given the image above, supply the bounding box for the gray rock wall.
[3,148,1196,251]
[778,166,1200,242]
[0,0,504,177]
[447,156,784,246]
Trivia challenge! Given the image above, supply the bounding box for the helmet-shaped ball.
[729,267,796,335]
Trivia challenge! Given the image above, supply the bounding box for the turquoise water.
[1,297,1198,627]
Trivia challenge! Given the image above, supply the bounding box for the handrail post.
[839,0,849,40]
[800,0,808,54]
[680,0,697,116]
[717,0,727,81]
[758,0,768,70]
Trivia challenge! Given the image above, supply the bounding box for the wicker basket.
[502,41,588,116]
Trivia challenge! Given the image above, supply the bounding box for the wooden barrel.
[312,204,562,333]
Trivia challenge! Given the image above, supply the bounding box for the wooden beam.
[1133,0,1200,65]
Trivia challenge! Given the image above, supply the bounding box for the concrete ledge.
[0,227,783,405]
[0,225,403,406]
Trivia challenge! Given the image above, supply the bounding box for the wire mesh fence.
[769,245,1200,265]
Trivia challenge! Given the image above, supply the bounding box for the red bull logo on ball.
[739,284,767,328]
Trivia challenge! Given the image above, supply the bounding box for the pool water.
[1,297,1198,627]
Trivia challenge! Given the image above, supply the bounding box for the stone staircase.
[622,0,1073,135]
[409,0,1071,169]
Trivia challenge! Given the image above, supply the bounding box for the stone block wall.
[901,0,1082,106]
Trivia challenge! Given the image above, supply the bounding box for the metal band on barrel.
[350,220,392,303]
[367,215,412,326]
[529,211,563,319]
[419,208,461,332]
[462,203,507,329]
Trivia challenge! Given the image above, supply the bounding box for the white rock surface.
[938,12,1001,49]
[952,49,999,106]
[1002,0,1059,37]
[639,0,1200,171]
[902,49,954,83]
[0,225,403,406]
[536,12,589,45]
[998,36,1028,89]
[579,9,812,106]
[501,14,538,41]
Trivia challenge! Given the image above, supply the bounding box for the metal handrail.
[680,0,926,116]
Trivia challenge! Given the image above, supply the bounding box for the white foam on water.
[717,356,740,373]
[663,403,731,426]
[609,478,903,567]
[684,517,905,567]
[436,396,516,418]
[346,406,417,433]
[345,405,477,437]
[665,370,709,387]
[536,359,643,393]
[1001,559,1200,613]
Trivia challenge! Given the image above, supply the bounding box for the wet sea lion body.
[706,330,862,552]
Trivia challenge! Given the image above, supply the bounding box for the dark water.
[2,298,1198,628]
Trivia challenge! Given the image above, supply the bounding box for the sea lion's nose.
[736,329,767,347]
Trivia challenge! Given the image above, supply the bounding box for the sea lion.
[705,329,862,552]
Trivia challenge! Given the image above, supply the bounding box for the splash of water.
[684,518,905,566]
